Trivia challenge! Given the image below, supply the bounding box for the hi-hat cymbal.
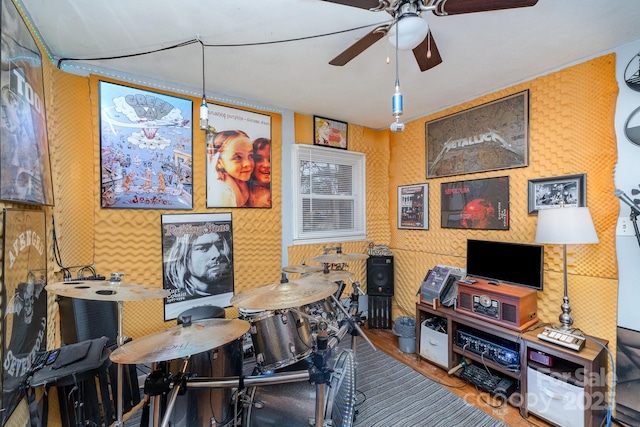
[307,270,353,282]
[230,276,338,310]
[309,252,369,263]
[110,318,250,364]
[46,280,169,301]
[282,265,324,274]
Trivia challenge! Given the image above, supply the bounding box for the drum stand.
[114,299,126,427]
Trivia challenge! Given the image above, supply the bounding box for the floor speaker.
[58,296,118,347]
[56,296,139,426]
[367,255,394,296]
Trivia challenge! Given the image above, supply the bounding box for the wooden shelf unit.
[415,300,608,427]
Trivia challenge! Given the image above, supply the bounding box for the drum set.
[45,249,372,427]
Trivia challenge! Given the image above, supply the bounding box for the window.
[292,144,366,245]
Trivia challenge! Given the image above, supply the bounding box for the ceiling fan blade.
[433,0,538,16]
[413,31,442,72]
[329,29,386,66]
[321,0,386,10]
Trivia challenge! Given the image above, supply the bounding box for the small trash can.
[393,316,416,353]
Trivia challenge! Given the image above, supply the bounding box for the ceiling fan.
[325,0,539,72]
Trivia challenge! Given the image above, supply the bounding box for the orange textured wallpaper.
[388,54,619,351]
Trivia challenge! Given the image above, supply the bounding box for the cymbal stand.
[330,287,376,352]
[159,357,190,427]
[111,273,126,427]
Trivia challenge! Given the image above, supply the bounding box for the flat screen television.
[466,239,544,291]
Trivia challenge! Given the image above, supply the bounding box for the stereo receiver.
[455,279,538,331]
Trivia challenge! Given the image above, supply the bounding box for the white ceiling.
[16,0,640,130]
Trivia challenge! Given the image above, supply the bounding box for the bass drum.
[164,306,244,427]
[324,349,357,427]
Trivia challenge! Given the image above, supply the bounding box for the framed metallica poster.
[161,213,234,321]
[2,209,47,425]
[0,0,54,206]
[441,176,509,230]
[426,91,529,179]
[99,81,193,209]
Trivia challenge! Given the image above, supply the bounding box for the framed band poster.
[0,0,54,206]
[99,81,193,209]
[426,91,529,179]
[441,176,510,230]
[205,104,272,208]
[398,184,429,229]
[2,209,47,425]
[161,213,234,321]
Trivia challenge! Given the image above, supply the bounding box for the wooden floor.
[362,326,554,427]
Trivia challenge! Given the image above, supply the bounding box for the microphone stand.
[629,210,640,248]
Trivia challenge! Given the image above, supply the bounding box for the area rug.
[125,338,507,427]
[353,341,507,427]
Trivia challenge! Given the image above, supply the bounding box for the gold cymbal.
[110,318,250,364]
[309,252,368,264]
[281,265,323,274]
[46,280,169,301]
[306,270,353,282]
[230,276,338,310]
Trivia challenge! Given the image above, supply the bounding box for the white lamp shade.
[388,14,428,50]
[535,206,599,245]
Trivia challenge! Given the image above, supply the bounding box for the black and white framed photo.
[161,213,234,321]
[398,184,428,229]
[528,173,586,214]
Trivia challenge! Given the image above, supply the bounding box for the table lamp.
[535,205,598,332]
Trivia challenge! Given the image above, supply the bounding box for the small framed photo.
[398,184,428,229]
[528,173,586,214]
[314,116,348,149]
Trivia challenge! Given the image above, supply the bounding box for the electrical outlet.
[616,217,636,236]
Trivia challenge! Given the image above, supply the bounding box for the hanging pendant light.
[199,39,208,130]
[390,25,405,133]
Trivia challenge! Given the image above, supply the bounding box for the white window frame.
[291,144,366,245]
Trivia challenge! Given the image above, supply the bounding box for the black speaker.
[367,255,394,296]
[58,296,118,347]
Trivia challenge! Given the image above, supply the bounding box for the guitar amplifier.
[455,279,538,331]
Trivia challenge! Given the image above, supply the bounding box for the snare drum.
[240,308,313,371]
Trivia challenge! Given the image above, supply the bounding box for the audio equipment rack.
[416,300,609,427]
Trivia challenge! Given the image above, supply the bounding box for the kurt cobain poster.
[161,213,234,321]
[0,0,54,205]
[1,209,47,425]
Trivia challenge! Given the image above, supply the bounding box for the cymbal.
[230,276,339,310]
[282,264,323,274]
[46,280,169,301]
[307,270,352,282]
[110,318,250,364]
[309,252,369,263]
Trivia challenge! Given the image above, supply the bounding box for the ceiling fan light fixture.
[388,14,428,50]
